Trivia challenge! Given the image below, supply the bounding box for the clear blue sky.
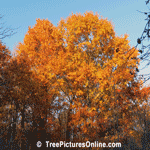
[1,0,150,86]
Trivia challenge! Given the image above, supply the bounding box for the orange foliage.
[13,11,150,143]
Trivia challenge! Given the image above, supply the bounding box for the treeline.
[0,12,150,150]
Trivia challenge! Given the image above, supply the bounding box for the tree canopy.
[1,11,150,150]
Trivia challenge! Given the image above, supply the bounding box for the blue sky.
[1,0,150,86]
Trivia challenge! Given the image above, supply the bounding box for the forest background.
[0,0,150,150]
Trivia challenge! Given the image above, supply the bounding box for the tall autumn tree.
[56,12,144,143]
[14,11,150,149]
[0,41,22,150]
[0,41,12,129]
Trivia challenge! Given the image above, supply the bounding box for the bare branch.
[0,14,19,40]
[146,0,150,5]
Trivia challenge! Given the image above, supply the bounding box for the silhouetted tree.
[136,0,150,83]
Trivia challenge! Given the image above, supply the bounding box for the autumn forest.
[0,12,150,150]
